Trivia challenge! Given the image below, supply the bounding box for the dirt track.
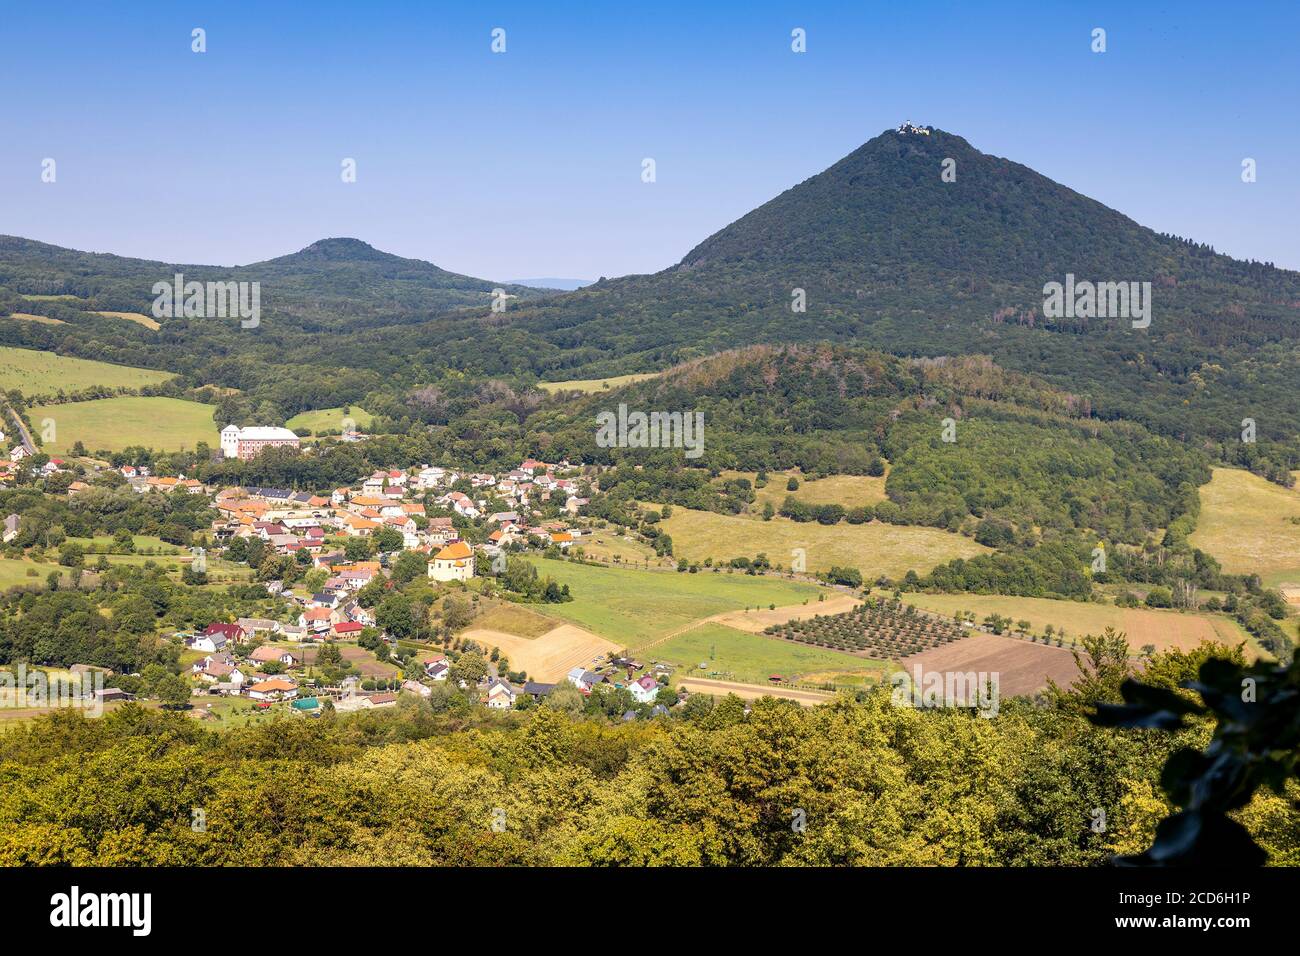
[676,676,836,707]
[710,593,863,633]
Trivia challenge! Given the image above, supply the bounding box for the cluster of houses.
[206,457,593,583]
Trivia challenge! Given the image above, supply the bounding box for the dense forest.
[0,638,1295,866]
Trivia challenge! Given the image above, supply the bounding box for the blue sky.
[2,0,1297,279]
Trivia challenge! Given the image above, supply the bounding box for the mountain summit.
[679,127,1250,284]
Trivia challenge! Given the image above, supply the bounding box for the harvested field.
[899,633,1081,698]
[462,624,619,682]
[901,592,1253,655]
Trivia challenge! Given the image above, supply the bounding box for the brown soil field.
[900,633,1082,698]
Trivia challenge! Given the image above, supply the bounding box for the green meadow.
[0,347,174,397]
[31,396,217,453]
[521,556,824,649]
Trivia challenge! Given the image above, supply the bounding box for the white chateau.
[221,425,301,460]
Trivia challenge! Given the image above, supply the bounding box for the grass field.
[660,507,988,580]
[285,406,374,433]
[32,396,217,453]
[653,622,887,686]
[572,529,660,566]
[1188,467,1300,587]
[521,556,824,649]
[725,469,890,514]
[899,592,1259,656]
[91,310,161,331]
[471,600,558,638]
[0,346,174,397]
[68,534,184,554]
[0,557,69,589]
[537,372,660,394]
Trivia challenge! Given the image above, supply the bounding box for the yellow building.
[428,540,474,582]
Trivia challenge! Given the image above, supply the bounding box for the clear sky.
[2,0,1297,280]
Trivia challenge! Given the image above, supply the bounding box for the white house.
[247,678,298,702]
[423,655,449,681]
[628,675,660,704]
[486,679,517,710]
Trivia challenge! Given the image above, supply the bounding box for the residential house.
[247,678,298,702]
[192,623,244,653]
[402,679,432,699]
[522,681,557,700]
[331,621,364,639]
[485,679,518,710]
[628,675,661,704]
[248,646,300,668]
[192,656,246,686]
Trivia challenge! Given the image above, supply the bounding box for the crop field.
[462,624,618,682]
[652,622,887,687]
[31,396,217,453]
[520,556,824,649]
[900,591,1259,656]
[0,346,174,397]
[1188,467,1300,587]
[711,593,863,632]
[470,600,558,638]
[900,633,1082,698]
[659,506,988,580]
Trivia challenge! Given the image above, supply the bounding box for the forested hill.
[0,235,550,331]
[2,130,1299,473]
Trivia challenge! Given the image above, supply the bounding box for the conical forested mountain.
[1,129,1298,472]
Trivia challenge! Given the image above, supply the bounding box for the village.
[41,435,679,720]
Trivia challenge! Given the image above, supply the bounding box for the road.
[3,404,36,455]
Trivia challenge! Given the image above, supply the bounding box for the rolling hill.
[2,127,1298,477]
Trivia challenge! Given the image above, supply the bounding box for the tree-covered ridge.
[480,345,1206,542]
[0,640,1295,866]
[0,235,551,325]
[882,410,1207,544]
[3,128,1299,480]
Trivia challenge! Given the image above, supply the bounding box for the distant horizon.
[3,0,1298,275]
